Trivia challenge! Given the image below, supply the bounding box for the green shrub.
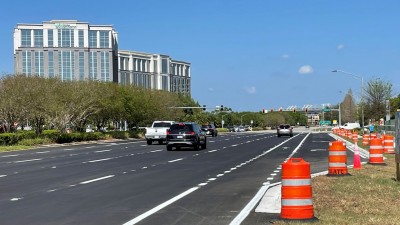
[217,128,228,133]
[252,127,265,131]
[0,133,21,145]
[18,138,53,146]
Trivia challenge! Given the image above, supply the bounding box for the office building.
[13,20,191,95]
[118,50,191,95]
[14,20,118,82]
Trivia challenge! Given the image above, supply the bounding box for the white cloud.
[244,86,256,94]
[337,44,345,50]
[298,65,314,74]
[281,54,289,59]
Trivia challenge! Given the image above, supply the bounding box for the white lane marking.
[14,158,42,163]
[208,150,218,153]
[150,150,163,153]
[198,183,208,186]
[10,197,23,201]
[123,187,199,225]
[95,149,112,153]
[0,175,7,178]
[140,145,147,147]
[47,189,56,192]
[274,170,280,173]
[63,148,74,151]
[36,151,50,154]
[80,175,115,185]
[229,183,280,225]
[168,158,183,163]
[83,158,113,163]
[84,146,96,149]
[209,141,215,143]
[1,154,20,158]
[267,177,274,180]
[310,149,326,152]
[208,178,217,181]
[271,173,277,176]
[231,144,238,147]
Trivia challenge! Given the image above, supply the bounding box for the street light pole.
[332,69,365,133]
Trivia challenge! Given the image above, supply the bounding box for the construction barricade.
[383,135,395,154]
[362,134,369,146]
[368,138,386,165]
[352,132,358,143]
[370,132,377,140]
[328,141,349,176]
[281,158,315,220]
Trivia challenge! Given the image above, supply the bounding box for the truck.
[145,121,175,145]
[340,122,361,130]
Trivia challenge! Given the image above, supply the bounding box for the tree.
[340,89,357,123]
[364,78,392,122]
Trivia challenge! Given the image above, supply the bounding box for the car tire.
[194,142,200,151]
[147,140,152,145]
[167,145,172,151]
[201,140,207,149]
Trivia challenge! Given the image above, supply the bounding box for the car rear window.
[153,122,172,127]
[284,125,290,129]
[170,124,193,132]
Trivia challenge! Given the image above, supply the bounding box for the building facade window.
[89,51,97,80]
[34,51,44,77]
[78,30,84,47]
[100,52,110,81]
[161,75,168,91]
[34,30,43,47]
[48,29,53,47]
[89,31,97,48]
[79,52,85,81]
[21,29,31,47]
[99,31,109,48]
[22,51,32,75]
[161,58,168,73]
[58,29,74,47]
[48,51,54,78]
[58,50,75,81]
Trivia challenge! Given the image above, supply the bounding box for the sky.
[1,0,399,112]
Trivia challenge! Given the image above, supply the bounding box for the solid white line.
[168,158,183,163]
[14,158,42,163]
[36,151,50,154]
[84,158,113,163]
[122,187,199,225]
[229,185,269,225]
[80,175,115,184]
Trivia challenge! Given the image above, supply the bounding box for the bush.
[18,138,53,146]
[0,133,20,145]
[217,128,228,133]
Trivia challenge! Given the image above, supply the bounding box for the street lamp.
[332,69,365,133]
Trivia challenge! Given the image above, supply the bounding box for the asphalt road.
[0,130,341,225]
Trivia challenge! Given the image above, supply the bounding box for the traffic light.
[202,105,206,111]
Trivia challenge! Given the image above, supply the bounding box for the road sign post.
[395,110,400,181]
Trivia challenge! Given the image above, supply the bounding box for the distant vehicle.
[340,122,361,130]
[166,122,207,151]
[201,124,218,137]
[145,121,175,145]
[277,124,293,137]
[238,126,246,132]
[244,125,252,131]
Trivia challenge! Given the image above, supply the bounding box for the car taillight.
[166,129,171,135]
[188,131,195,135]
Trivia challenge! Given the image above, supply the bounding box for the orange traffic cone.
[353,142,362,170]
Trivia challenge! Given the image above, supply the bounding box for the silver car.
[277,124,293,137]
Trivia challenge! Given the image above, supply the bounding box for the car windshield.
[201,125,209,128]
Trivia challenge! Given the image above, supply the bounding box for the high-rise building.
[14,20,118,82]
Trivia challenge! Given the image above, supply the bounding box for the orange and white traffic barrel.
[352,132,358,143]
[328,141,348,176]
[383,135,395,154]
[370,132,377,140]
[281,158,315,220]
[362,134,369,146]
[368,138,386,165]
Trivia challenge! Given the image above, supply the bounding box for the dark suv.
[166,122,207,151]
[201,124,218,137]
[277,124,293,137]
